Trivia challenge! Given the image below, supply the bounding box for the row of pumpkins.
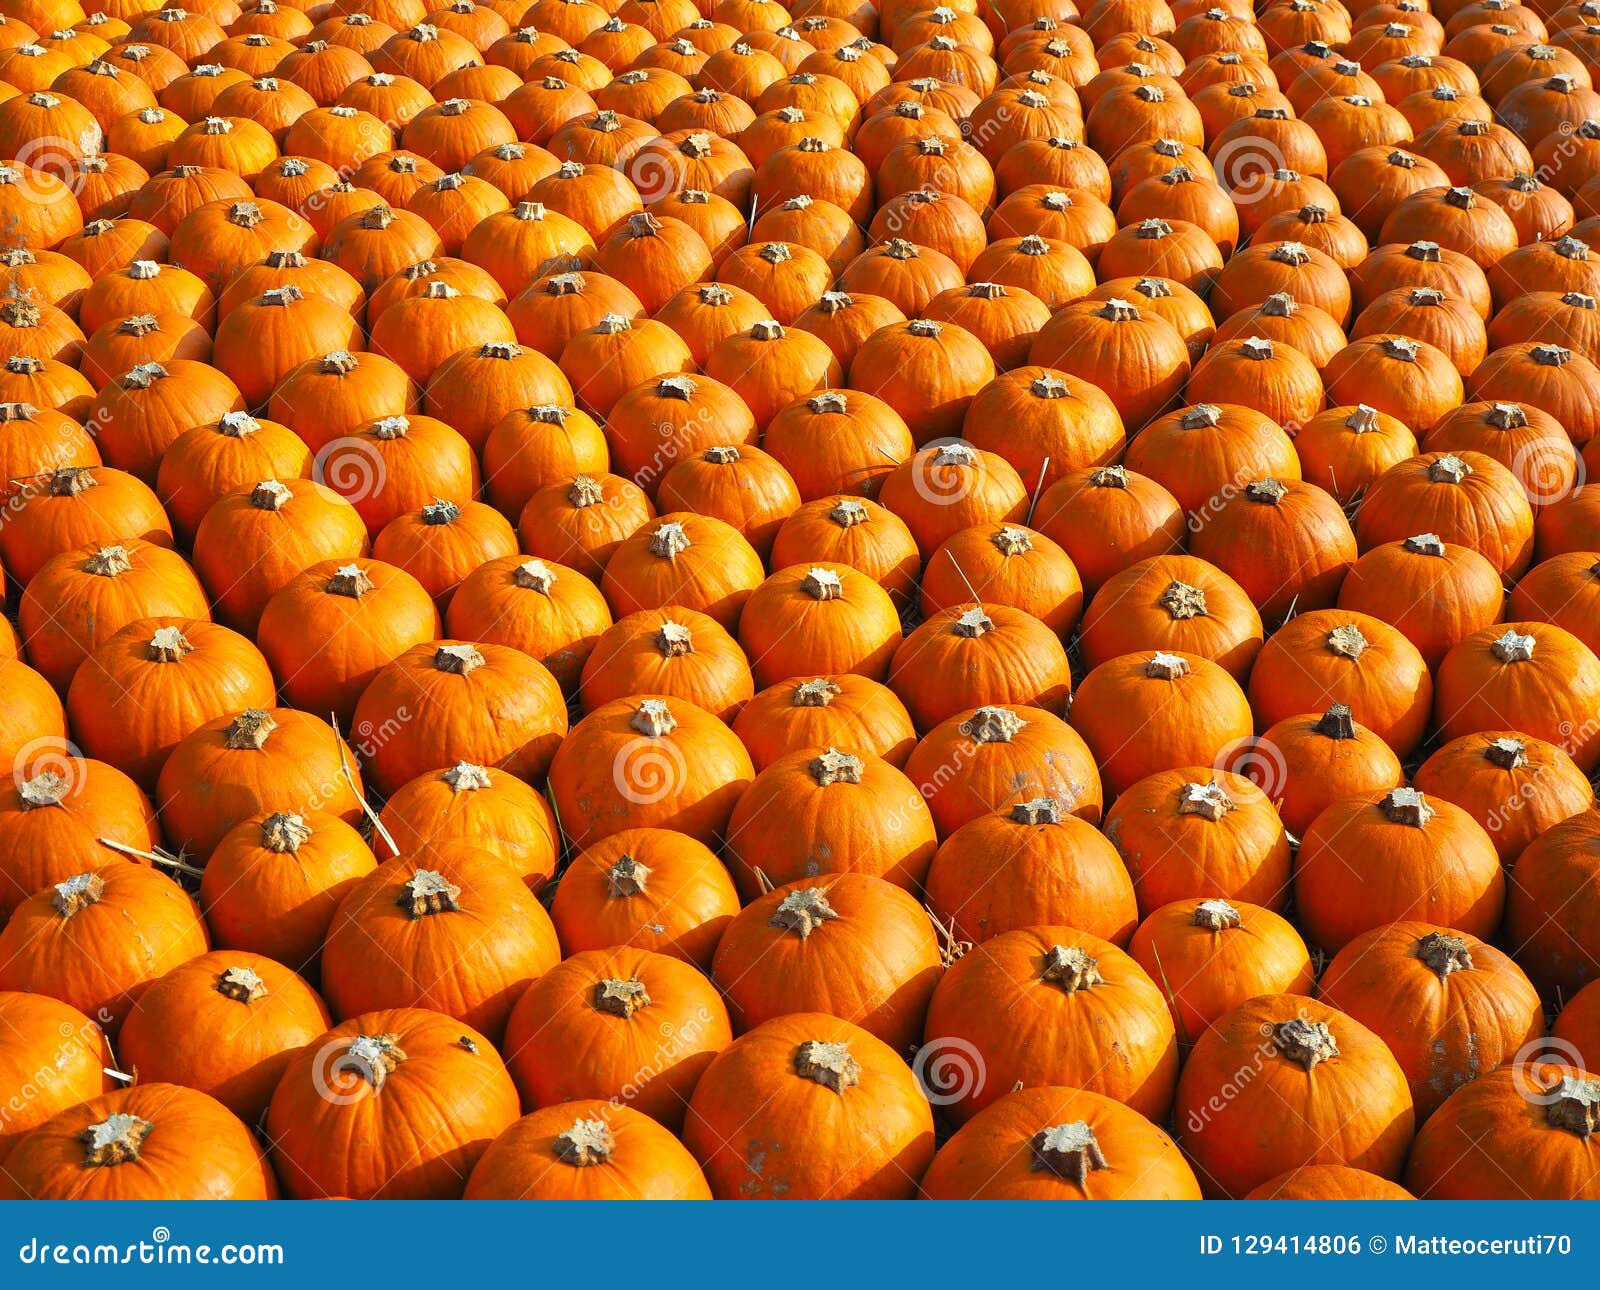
[1,0,1600,1203]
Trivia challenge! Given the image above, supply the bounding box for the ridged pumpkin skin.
[117,950,332,1125]
[1251,706,1406,839]
[1506,810,1600,1000]
[713,875,943,1053]
[267,1007,521,1199]
[1246,1166,1416,1200]
[1177,994,1415,1198]
[1320,922,1543,1120]
[723,747,938,900]
[732,674,918,773]
[0,865,209,1032]
[1406,1063,1600,1199]
[464,1100,712,1200]
[1128,898,1315,1044]
[0,1083,278,1200]
[199,809,376,975]
[923,926,1180,1125]
[322,844,562,1042]
[502,945,732,1131]
[682,1012,936,1199]
[1103,768,1292,917]
[920,1085,1202,1200]
[0,993,113,1164]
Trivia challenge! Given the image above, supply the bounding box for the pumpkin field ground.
[1,0,1600,1205]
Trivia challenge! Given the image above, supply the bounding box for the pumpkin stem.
[82,545,132,578]
[215,965,268,1003]
[1145,651,1190,680]
[1029,1121,1109,1183]
[656,375,696,401]
[421,499,460,529]
[630,699,677,738]
[1181,404,1222,429]
[250,480,291,511]
[52,872,106,919]
[828,497,867,527]
[1380,786,1435,827]
[770,887,837,938]
[325,564,374,599]
[553,1118,616,1165]
[961,705,1024,743]
[1546,1076,1600,1139]
[1178,780,1234,821]
[1403,533,1445,556]
[810,748,864,786]
[1484,736,1527,770]
[1325,622,1369,658]
[605,854,650,897]
[434,644,485,675]
[799,564,844,601]
[654,620,694,657]
[1272,1018,1339,1070]
[1415,931,1473,979]
[260,812,310,852]
[218,412,258,437]
[1192,899,1241,931]
[443,761,492,792]
[81,1113,152,1166]
[343,1033,406,1090]
[1011,796,1062,825]
[793,1039,860,1094]
[1040,944,1103,993]
[990,525,1033,556]
[1491,629,1535,663]
[399,869,461,917]
[225,709,278,750]
[18,770,68,809]
[1159,579,1208,620]
[648,521,690,559]
[952,607,994,638]
[592,976,650,1017]
[1314,703,1356,739]
[1088,464,1127,489]
[792,678,840,708]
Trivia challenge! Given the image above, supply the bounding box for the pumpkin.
[1554,980,1600,1070]
[79,310,210,392]
[464,1101,711,1200]
[257,558,440,726]
[1126,404,1300,521]
[476,405,608,521]
[1322,334,1465,436]
[548,696,755,850]
[0,357,95,421]
[1511,551,1600,659]
[563,313,697,423]
[876,441,1028,558]
[1029,297,1189,433]
[444,554,612,694]
[920,1085,1202,1200]
[1033,466,1187,597]
[656,444,800,560]
[578,607,749,721]
[1246,1166,1416,1200]
[1336,533,1505,669]
[927,795,1135,947]
[1176,994,1414,1197]
[717,239,833,326]
[1074,652,1254,798]
[1406,1063,1600,1199]
[1247,608,1435,756]
[713,877,940,1053]
[268,349,418,448]
[18,540,209,691]
[267,1007,519,1198]
[548,827,740,971]
[890,603,1071,730]
[1211,294,1348,369]
[0,1083,276,1200]
[739,562,900,688]
[0,993,111,1164]
[763,388,914,502]
[834,237,964,318]
[1129,898,1314,1044]
[754,197,867,280]
[920,522,1081,635]
[0,466,172,589]
[960,368,1121,493]
[155,412,313,544]
[867,189,988,274]
[422,340,572,454]
[1468,341,1600,450]
[723,747,936,899]
[1253,700,1407,836]
[1321,922,1543,1120]
[0,866,208,1032]
[1294,787,1506,953]
[370,497,518,611]
[322,845,560,1041]
[1507,810,1600,999]
[0,757,157,923]
[66,619,274,791]
[683,1012,933,1198]
[924,926,1179,1124]
[118,951,331,1125]
[1434,623,1600,771]
[158,706,364,861]
[1078,554,1264,682]
[655,282,771,368]
[602,374,753,501]
[1537,484,1600,561]
[1289,404,1418,508]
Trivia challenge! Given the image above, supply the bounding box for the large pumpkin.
[267,1007,520,1199]
[1505,810,1600,999]
[682,1012,935,1199]
[0,993,112,1163]
[1176,994,1414,1198]
[923,926,1179,1124]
